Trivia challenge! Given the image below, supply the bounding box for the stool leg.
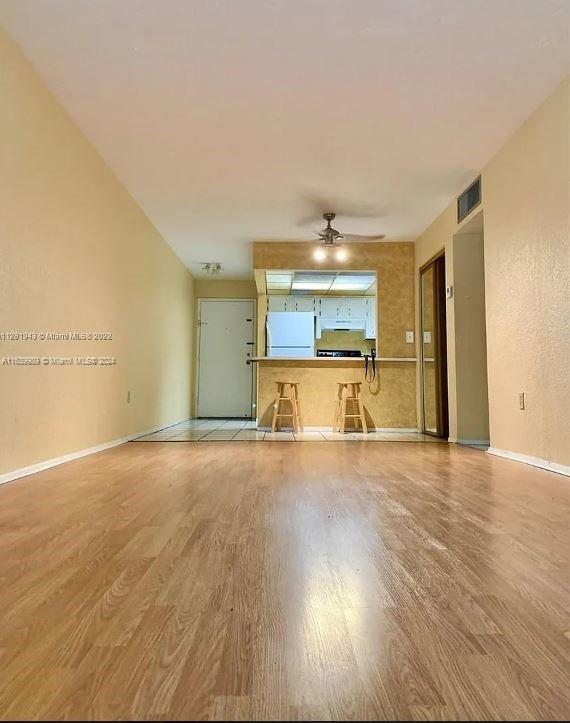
[271,382,281,433]
[290,387,300,434]
[340,386,347,433]
[346,384,352,432]
[333,384,342,431]
[357,384,368,433]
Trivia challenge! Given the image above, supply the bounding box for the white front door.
[197,300,255,417]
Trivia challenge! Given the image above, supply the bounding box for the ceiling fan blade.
[297,192,388,226]
[341,233,386,241]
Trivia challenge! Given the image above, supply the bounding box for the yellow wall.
[194,279,256,299]
[415,79,569,465]
[482,80,569,466]
[0,27,195,476]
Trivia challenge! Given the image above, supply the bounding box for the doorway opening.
[196,299,255,418]
[452,211,490,446]
[420,253,448,438]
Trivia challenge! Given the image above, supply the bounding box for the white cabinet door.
[347,297,367,318]
[267,296,290,312]
[320,298,341,318]
[294,296,315,313]
[365,299,376,339]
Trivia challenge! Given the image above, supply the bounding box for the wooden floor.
[0,441,568,721]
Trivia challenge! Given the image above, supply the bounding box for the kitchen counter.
[254,355,417,430]
[250,356,416,362]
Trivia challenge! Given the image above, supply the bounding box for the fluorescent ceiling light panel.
[292,282,332,290]
[331,274,375,291]
[294,272,335,280]
[266,274,293,283]
[331,283,370,291]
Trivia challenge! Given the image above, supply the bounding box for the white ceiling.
[1,0,568,278]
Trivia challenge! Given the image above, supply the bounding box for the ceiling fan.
[315,212,385,245]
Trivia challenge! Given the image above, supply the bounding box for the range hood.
[319,317,367,332]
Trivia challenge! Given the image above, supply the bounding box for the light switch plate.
[405,331,414,344]
[423,331,432,344]
[446,285,454,299]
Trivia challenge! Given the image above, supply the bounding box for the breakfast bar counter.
[251,356,417,430]
[250,356,417,363]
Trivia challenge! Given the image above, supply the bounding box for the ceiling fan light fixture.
[335,247,348,261]
[314,247,327,262]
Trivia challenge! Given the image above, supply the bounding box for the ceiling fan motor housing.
[315,210,384,244]
[320,211,343,244]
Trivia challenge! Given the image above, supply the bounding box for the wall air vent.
[457,177,481,223]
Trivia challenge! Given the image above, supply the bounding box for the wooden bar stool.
[333,382,368,433]
[271,381,303,433]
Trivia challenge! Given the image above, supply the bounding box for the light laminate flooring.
[0,441,567,719]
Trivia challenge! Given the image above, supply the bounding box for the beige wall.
[482,80,569,466]
[415,79,569,465]
[0,27,194,476]
[194,279,256,299]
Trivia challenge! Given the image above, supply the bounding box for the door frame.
[195,298,257,418]
[419,251,449,438]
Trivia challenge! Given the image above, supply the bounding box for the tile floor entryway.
[131,419,446,443]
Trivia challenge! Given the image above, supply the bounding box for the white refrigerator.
[266,312,315,357]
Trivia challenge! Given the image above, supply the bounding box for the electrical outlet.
[405,331,414,344]
[127,390,131,404]
[518,392,525,410]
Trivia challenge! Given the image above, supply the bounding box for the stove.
[316,349,362,358]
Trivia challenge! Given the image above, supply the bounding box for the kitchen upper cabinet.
[347,297,368,319]
[267,296,291,312]
[293,296,316,313]
[320,298,342,318]
[267,296,318,313]
[320,297,369,319]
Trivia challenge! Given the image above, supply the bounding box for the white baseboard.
[455,439,490,446]
[487,447,570,477]
[0,417,192,487]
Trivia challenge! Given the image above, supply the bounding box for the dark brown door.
[420,254,448,438]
